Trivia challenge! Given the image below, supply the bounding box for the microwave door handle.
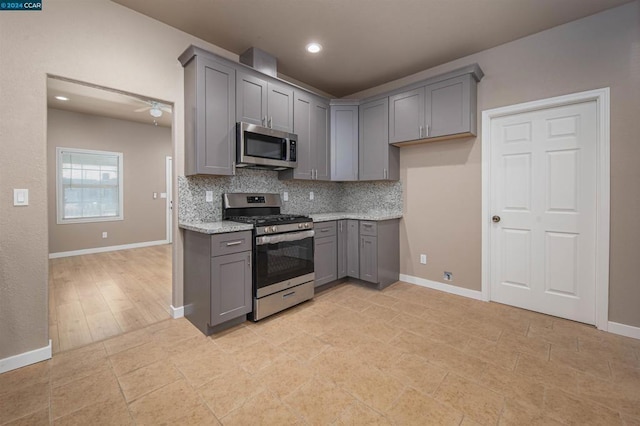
[256,230,315,246]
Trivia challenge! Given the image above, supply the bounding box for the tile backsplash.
[178,169,402,223]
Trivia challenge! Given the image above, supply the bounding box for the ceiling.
[47,77,173,128]
[112,0,631,98]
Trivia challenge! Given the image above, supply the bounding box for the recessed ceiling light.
[306,43,322,53]
[55,96,69,101]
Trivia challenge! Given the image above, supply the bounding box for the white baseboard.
[0,340,52,374]
[608,321,640,340]
[49,240,169,259]
[399,274,485,301]
[170,305,184,319]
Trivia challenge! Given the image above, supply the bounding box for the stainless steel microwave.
[236,122,297,170]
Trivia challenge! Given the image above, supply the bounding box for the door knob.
[492,215,501,223]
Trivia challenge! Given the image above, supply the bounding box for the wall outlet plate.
[444,271,453,281]
[205,191,214,202]
[283,191,289,201]
[420,254,427,264]
[309,191,314,200]
[102,232,108,239]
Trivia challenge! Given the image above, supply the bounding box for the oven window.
[255,235,314,289]
[245,132,286,160]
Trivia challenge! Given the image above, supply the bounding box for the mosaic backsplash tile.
[178,169,403,223]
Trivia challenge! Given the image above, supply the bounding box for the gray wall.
[47,108,172,254]
[349,1,640,327]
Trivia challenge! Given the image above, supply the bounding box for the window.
[56,147,124,224]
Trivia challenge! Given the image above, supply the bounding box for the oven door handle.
[256,230,315,245]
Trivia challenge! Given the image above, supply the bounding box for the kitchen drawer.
[314,221,337,238]
[359,221,377,236]
[211,231,252,257]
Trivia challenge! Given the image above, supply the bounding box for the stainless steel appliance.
[236,122,298,170]
[223,193,314,320]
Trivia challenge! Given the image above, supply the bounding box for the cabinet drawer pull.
[320,228,330,232]
[226,240,243,246]
[363,223,373,227]
[283,291,296,298]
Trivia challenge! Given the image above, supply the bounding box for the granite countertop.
[179,221,253,234]
[309,212,403,222]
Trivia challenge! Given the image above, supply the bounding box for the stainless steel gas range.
[223,193,315,320]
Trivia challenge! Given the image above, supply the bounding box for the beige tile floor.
[2,280,639,425]
[48,245,172,353]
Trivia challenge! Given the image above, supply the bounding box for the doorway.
[481,88,610,329]
[46,76,175,352]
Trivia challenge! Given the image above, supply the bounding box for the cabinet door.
[425,75,471,138]
[313,99,331,181]
[359,98,389,181]
[236,72,268,127]
[210,251,252,326]
[196,57,237,176]
[267,82,294,133]
[347,220,360,278]
[337,220,347,279]
[389,87,425,143]
[292,92,313,180]
[360,235,378,283]
[314,235,338,287]
[331,105,359,181]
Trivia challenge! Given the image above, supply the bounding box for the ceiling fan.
[134,100,172,118]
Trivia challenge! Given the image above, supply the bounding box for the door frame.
[165,155,173,244]
[481,88,610,330]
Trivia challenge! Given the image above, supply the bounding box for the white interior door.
[490,101,597,324]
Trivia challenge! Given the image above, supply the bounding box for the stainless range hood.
[239,47,277,78]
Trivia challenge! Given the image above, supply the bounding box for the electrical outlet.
[102,232,108,239]
[444,271,453,281]
[205,191,214,202]
[283,191,289,201]
[420,254,427,264]
[309,191,314,200]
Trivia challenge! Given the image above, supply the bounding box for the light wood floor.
[48,245,172,353]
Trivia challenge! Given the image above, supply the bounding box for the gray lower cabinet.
[314,221,337,287]
[184,230,252,334]
[358,220,400,289]
[359,98,399,181]
[236,71,294,133]
[180,50,236,176]
[331,104,359,181]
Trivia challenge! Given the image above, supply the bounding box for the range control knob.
[298,223,303,229]
[304,223,311,229]
[271,226,277,233]
[264,227,270,234]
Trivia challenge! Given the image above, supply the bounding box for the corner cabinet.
[184,230,253,335]
[236,71,294,133]
[180,49,237,176]
[359,98,399,181]
[388,65,484,145]
[359,220,400,289]
[280,92,329,181]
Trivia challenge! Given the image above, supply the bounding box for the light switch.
[160,192,167,199]
[205,191,214,202]
[283,191,289,201]
[153,192,158,199]
[13,189,29,206]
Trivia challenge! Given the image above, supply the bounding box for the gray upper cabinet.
[331,104,359,181]
[236,71,294,133]
[181,51,236,176]
[388,65,483,146]
[280,92,329,181]
[389,88,425,144]
[359,98,399,181]
[425,74,475,138]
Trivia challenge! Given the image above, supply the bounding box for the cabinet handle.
[419,125,424,138]
[361,238,364,248]
[232,161,236,175]
[383,168,387,179]
[269,116,273,128]
[262,116,266,127]
[247,254,251,268]
[363,223,373,227]
[283,291,296,298]
[320,228,330,233]
[426,124,430,137]
[226,240,243,246]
